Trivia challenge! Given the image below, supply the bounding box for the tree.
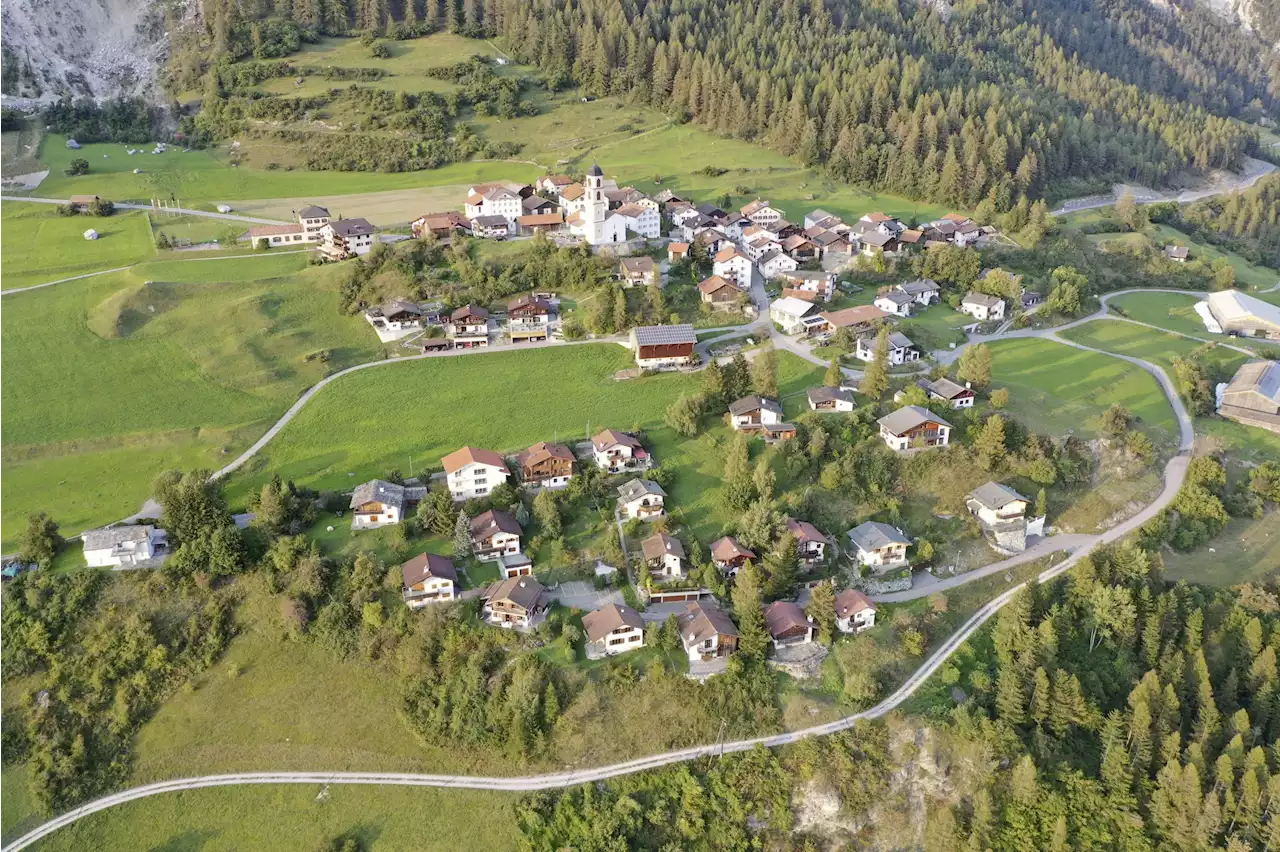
[731,561,769,659]
[19,512,62,569]
[752,456,777,502]
[425,488,457,536]
[153,469,233,544]
[957,343,992,390]
[860,327,891,399]
[726,352,751,400]
[1116,193,1146,231]
[1083,582,1136,652]
[665,392,705,437]
[1249,461,1280,503]
[990,387,1009,409]
[612,285,629,332]
[824,356,842,388]
[533,489,561,539]
[702,359,729,410]
[253,477,289,536]
[808,582,836,644]
[762,532,799,601]
[1100,404,1133,438]
[722,433,755,510]
[752,346,778,397]
[65,158,89,176]
[1046,281,1082,316]
[453,510,472,559]
[1211,257,1236,290]
[975,414,1007,470]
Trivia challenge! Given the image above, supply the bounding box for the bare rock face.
[0,0,180,104]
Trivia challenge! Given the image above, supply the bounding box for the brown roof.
[641,532,685,562]
[450,303,489,323]
[899,229,923,244]
[415,211,470,230]
[764,600,813,638]
[69,194,100,204]
[441,446,509,474]
[517,441,575,469]
[668,242,690,255]
[517,212,564,226]
[863,212,892,222]
[782,288,818,302]
[942,212,970,224]
[740,199,771,217]
[484,576,545,611]
[401,552,458,587]
[619,256,655,274]
[540,174,574,186]
[615,203,650,218]
[249,224,305,238]
[471,508,522,540]
[582,603,645,642]
[508,294,551,313]
[698,275,738,296]
[714,246,746,262]
[711,536,755,562]
[781,234,815,251]
[465,193,485,205]
[818,306,889,328]
[592,428,642,451]
[679,601,739,643]
[560,183,585,201]
[835,588,877,619]
[786,517,825,544]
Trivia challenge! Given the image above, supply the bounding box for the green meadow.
[1,204,156,290]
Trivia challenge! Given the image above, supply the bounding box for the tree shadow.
[147,830,217,852]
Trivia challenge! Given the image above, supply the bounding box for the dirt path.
[1050,157,1276,216]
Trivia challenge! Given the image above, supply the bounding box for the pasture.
[1160,512,1280,587]
[1,204,155,289]
[1106,291,1214,339]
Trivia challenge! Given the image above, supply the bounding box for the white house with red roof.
[442,446,510,502]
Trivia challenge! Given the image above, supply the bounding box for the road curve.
[1,327,1196,852]
[0,195,288,225]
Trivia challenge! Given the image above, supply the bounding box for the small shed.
[83,229,100,240]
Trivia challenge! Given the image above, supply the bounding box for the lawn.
[1,204,156,289]
[1146,223,1279,292]
[899,304,974,351]
[0,265,382,547]
[1160,511,1280,587]
[985,336,1179,443]
[1106,291,1216,339]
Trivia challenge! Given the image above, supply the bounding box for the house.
[412,211,471,239]
[1165,245,1189,262]
[641,532,686,578]
[1206,291,1280,339]
[69,194,100,211]
[678,601,740,663]
[297,204,331,236]
[516,441,575,489]
[470,509,523,562]
[807,386,856,412]
[897,229,924,253]
[442,446,510,502]
[350,479,424,529]
[614,202,661,239]
[1218,360,1280,432]
[764,601,815,648]
[319,218,376,260]
[464,181,529,226]
[759,249,799,278]
[846,521,911,572]
[877,405,953,450]
[741,199,785,225]
[782,288,819,303]
[583,604,646,658]
[629,324,697,369]
[670,205,702,228]
[523,195,557,216]
[711,536,755,576]
[896,279,940,306]
[759,422,799,443]
[786,517,828,566]
[566,163,628,246]
[857,230,898,256]
[966,482,1029,528]
[481,576,548,630]
[618,256,659,287]
[729,395,784,431]
[604,187,648,208]
[919,377,975,409]
[712,246,754,286]
[668,242,691,263]
[811,305,889,336]
[82,525,167,568]
[536,174,576,196]
[507,294,552,342]
[400,553,457,607]
[954,221,981,246]
[617,479,666,520]
[246,223,310,249]
[592,429,650,473]
[781,233,819,261]
[470,214,512,239]
[499,552,534,579]
[448,304,490,348]
[693,228,730,254]
[779,270,836,302]
[1021,291,1045,310]
[855,331,920,365]
[364,299,429,337]
[803,209,841,230]
[770,296,817,334]
[697,275,742,311]
[696,201,728,220]
[874,290,915,317]
[516,211,565,235]
[959,292,1005,322]
[836,589,877,634]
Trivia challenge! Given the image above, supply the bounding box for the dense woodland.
[1150,174,1280,270]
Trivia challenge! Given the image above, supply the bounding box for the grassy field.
[1,204,156,289]
[985,336,1179,443]
[1106,291,1215,339]
[1161,512,1280,587]
[899,304,975,351]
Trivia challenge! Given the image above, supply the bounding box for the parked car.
[1,560,36,581]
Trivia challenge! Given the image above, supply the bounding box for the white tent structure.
[83,229,99,240]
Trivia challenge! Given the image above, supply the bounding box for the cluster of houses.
[359,292,560,347]
[245,205,377,261]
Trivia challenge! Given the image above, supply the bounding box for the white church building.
[566,163,628,247]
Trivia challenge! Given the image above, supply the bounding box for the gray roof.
[860,230,894,247]
[350,479,405,510]
[877,405,953,436]
[808,386,854,404]
[618,479,666,502]
[887,332,916,350]
[968,482,1029,511]
[631,324,696,347]
[728,395,782,416]
[879,290,914,306]
[471,215,510,227]
[1225,360,1280,403]
[82,525,155,550]
[963,291,1002,308]
[926,377,971,399]
[366,298,424,318]
[587,162,603,177]
[898,279,939,296]
[847,521,910,552]
[329,218,374,237]
[299,205,330,219]
[1165,245,1189,259]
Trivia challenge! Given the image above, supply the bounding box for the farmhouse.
[729,395,784,431]
[319,218,376,260]
[855,331,920,365]
[583,604,646,659]
[464,181,529,226]
[82,525,167,568]
[836,589,878,634]
[246,223,309,248]
[811,305,889,336]
[629,324,697,368]
[481,576,548,630]
[442,446,510,502]
[741,198,785,225]
[350,479,424,529]
[617,479,666,520]
[959,292,1006,322]
[807,386,856,412]
[641,531,687,578]
[711,536,756,576]
[516,441,575,489]
[400,553,457,607]
[712,246,754,285]
[412,211,471,240]
[678,601,740,663]
[1206,291,1280,339]
[698,275,742,310]
[516,211,565,235]
[618,255,659,287]
[507,294,552,342]
[448,304,490,348]
[765,601,816,648]
[592,429,650,473]
[786,517,827,566]
[470,509,523,562]
[846,521,911,572]
[1165,245,1189,262]
[877,405,953,450]
[364,299,432,339]
[470,214,511,239]
[874,290,915,317]
[770,296,817,334]
[918,377,976,408]
[1218,360,1280,432]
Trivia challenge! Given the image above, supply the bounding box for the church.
[565,163,628,246]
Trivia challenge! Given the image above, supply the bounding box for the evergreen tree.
[860,326,891,399]
[731,560,769,659]
[722,433,754,510]
[453,510,472,559]
[957,343,992,390]
[808,582,836,644]
[824,356,842,388]
[751,346,778,397]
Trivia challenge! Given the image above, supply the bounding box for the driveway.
[546,580,623,612]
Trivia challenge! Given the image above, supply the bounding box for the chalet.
[464,182,530,225]
[765,601,815,648]
[349,479,424,529]
[448,304,490,348]
[698,275,742,311]
[807,386,856,412]
[782,518,826,567]
[583,604,646,658]
[1207,291,1280,339]
[711,536,755,576]
[855,331,920,365]
[678,601,740,663]
[954,221,981,246]
[499,552,534,579]
[896,279,940,306]
[82,525,167,568]
[629,324,697,369]
[919,377,976,409]
[857,229,898,256]
[412,211,471,239]
[1165,245,1189,262]
[617,479,666,520]
[1218,360,1280,432]
[614,202,661,239]
[536,175,575,196]
[769,296,817,334]
[364,299,429,337]
[400,553,457,607]
[781,233,819,261]
[813,230,853,257]
[897,229,924,253]
[507,294,552,342]
[641,532,686,578]
[592,429,650,473]
[847,521,911,572]
[481,576,547,630]
[442,446,510,502]
[874,290,915,317]
[516,441,575,489]
[959,292,1005,322]
[667,242,691,263]
[877,405,953,451]
[693,228,731,254]
[741,199,785,225]
[618,255,659,287]
[712,246,753,285]
[966,482,1029,528]
[470,214,512,239]
[836,589,877,634]
[811,305,889,336]
[859,212,902,234]
[718,214,751,242]
[729,395,784,431]
[779,270,836,302]
[516,211,565,235]
[470,509,522,562]
[247,223,309,248]
[319,218,376,260]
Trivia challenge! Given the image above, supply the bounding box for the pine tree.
[762,532,799,602]
[752,456,775,502]
[722,433,754,510]
[808,582,836,644]
[702,359,728,410]
[996,664,1026,726]
[731,560,769,659]
[453,510,472,559]
[975,414,1007,471]
[751,346,778,397]
[824,356,842,388]
[612,285,628,332]
[957,343,992,390]
[860,326,890,399]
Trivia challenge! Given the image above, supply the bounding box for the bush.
[64,157,90,176]
[88,198,115,217]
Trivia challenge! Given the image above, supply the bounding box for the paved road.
[0,250,314,297]
[1048,156,1276,216]
[0,265,133,296]
[1,194,288,225]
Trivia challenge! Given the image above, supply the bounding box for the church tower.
[582,162,608,244]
